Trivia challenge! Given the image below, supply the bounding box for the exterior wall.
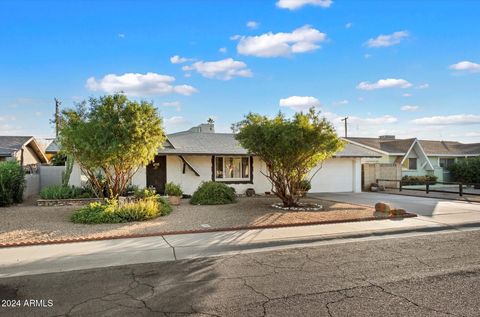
[131,166,147,188]
[24,174,40,199]
[14,146,41,165]
[165,155,271,195]
[69,162,86,187]
[39,165,65,189]
[362,162,402,189]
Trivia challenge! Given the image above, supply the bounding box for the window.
[215,156,250,181]
[403,157,417,170]
[439,158,455,169]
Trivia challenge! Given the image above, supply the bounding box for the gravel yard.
[0,196,389,245]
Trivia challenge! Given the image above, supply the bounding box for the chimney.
[188,123,215,133]
[379,135,395,140]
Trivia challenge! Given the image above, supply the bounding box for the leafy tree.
[59,94,166,198]
[449,157,480,184]
[235,108,344,207]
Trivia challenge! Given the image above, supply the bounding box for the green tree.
[235,108,344,207]
[59,94,166,198]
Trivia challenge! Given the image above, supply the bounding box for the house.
[0,136,48,166]
[346,135,480,182]
[67,123,380,194]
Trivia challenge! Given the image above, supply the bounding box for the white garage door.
[309,158,354,193]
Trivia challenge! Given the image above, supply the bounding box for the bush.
[299,179,312,192]
[0,161,25,206]
[190,181,236,205]
[449,158,480,184]
[133,187,157,199]
[401,175,437,186]
[71,196,172,224]
[165,182,183,196]
[40,185,94,199]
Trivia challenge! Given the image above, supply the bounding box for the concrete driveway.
[313,192,480,226]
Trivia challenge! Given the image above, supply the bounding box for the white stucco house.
[346,135,480,182]
[0,136,48,166]
[69,123,380,195]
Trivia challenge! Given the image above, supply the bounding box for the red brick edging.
[0,212,417,249]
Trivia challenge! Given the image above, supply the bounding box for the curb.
[0,213,416,249]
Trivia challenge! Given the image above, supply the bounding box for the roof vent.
[379,135,395,140]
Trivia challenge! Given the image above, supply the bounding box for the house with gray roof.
[66,123,380,195]
[0,136,48,166]
[346,135,480,182]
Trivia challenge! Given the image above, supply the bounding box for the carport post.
[459,183,463,197]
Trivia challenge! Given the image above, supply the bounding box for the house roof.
[45,139,60,154]
[346,137,480,156]
[0,136,35,157]
[0,136,48,163]
[159,129,381,157]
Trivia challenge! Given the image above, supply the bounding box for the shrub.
[0,161,25,206]
[401,175,437,186]
[299,180,312,192]
[165,182,183,196]
[133,187,158,199]
[71,196,172,224]
[190,181,236,205]
[449,158,480,184]
[40,185,94,199]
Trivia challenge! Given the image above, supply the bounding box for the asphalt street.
[1,230,479,316]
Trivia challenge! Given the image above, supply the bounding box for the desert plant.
[299,180,312,192]
[59,94,166,198]
[133,187,158,199]
[0,161,25,206]
[71,196,171,224]
[165,182,183,196]
[190,181,236,205]
[235,108,344,207]
[40,185,94,199]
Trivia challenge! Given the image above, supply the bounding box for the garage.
[309,158,361,193]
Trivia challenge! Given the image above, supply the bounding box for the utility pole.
[341,117,348,138]
[54,98,61,137]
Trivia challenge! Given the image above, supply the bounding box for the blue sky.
[1,0,479,142]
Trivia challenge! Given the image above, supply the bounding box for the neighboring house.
[65,123,380,195]
[0,136,48,166]
[346,135,480,182]
[45,139,60,161]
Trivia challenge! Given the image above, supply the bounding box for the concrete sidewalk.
[2,208,480,278]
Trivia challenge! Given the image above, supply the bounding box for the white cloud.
[465,132,480,137]
[279,96,321,111]
[400,105,419,112]
[357,78,412,90]
[118,33,125,39]
[364,54,371,59]
[276,0,333,10]
[0,115,16,122]
[219,47,227,53]
[170,55,194,64]
[402,93,412,97]
[345,22,352,29]
[365,30,409,48]
[86,72,198,96]
[246,21,259,29]
[234,25,327,57]
[416,83,429,89]
[412,114,480,125]
[333,99,349,106]
[182,58,252,80]
[162,101,181,111]
[449,60,480,73]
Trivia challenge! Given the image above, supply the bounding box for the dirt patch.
[0,196,413,246]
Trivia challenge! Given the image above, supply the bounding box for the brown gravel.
[0,196,382,244]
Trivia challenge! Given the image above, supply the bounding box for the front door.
[146,155,167,194]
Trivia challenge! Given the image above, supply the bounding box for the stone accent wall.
[37,198,103,207]
[363,163,402,190]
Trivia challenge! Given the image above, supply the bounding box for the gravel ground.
[0,196,379,244]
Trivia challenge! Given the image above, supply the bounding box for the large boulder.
[390,209,407,217]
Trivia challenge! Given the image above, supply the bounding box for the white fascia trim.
[428,154,480,157]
